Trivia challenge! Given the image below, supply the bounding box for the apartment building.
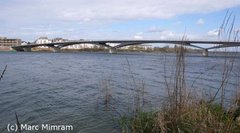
[0,36,21,47]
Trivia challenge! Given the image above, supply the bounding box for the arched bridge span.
[12,40,240,56]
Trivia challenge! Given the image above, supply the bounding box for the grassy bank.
[110,12,240,133]
[119,102,240,132]
[116,46,240,132]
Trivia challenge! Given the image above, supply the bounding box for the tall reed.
[0,65,7,81]
[117,11,240,132]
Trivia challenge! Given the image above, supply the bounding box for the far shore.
[0,46,239,54]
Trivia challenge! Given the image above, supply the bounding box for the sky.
[0,0,240,42]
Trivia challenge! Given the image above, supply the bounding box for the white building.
[62,39,100,50]
[120,44,153,50]
[21,41,29,45]
[52,38,67,43]
[34,37,103,50]
[141,44,153,50]
[63,43,98,50]
[35,37,52,49]
[35,37,52,44]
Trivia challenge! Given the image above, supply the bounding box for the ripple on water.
[0,52,240,132]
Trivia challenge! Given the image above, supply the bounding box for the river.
[0,51,239,132]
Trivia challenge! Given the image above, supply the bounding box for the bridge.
[11,40,240,56]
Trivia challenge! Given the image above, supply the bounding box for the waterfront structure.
[52,37,67,43]
[21,41,29,45]
[125,44,153,51]
[63,39,101,50]
[62,43,98,50]
[35,37,99,50]
[35,37,52,44]
[0,36,21,47]
[35,37,53,49]
[12,39,240,56]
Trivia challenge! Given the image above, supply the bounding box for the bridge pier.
[52,47,61,52]
[109,47,117,54]
[23,47,32,52]
[12,47,24,52]
[202,49,208,57]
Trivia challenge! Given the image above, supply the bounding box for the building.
[21,41,30,45]
[35,37,54,49]
[63,43,98,50]
[35,37,52,44]
[62,39,101,50]
[122,44,153,51]
[0,36,21,47]
[52,37,68,43]
[34,37,102,50]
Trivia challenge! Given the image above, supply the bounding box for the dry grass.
[107,11,240,133]
[155,46,240,132]
[0,65,7,81]
[119,46,240,132]
[97,75,114,108]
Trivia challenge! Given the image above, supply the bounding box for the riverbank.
[111,47,240,132]
[0,46,11,51]
[0,46,202,52]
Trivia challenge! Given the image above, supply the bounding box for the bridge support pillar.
[109,47,117,54]
[202,49,208,57]
[23,47,32,52]
[52,47,61,52]
[12,47,24,52]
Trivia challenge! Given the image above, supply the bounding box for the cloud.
[0,0,240,23]
[207,29,219,36]
[147,27,163,33]
[133,32,143,39]
[146,26,180,39]
[0,0,240,41]
[147,29,176,39]
[158,30,175,39]
[196,18,205,25]
[133,35,143,39]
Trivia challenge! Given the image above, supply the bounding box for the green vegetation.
[119,111,157,133]
[112,12,240,133]
[92,12,240,132]
[119,102,240,133]
[117,46,240,132]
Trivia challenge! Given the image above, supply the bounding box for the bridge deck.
[12,40,240,51]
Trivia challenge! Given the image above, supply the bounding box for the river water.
[0,51,239,132]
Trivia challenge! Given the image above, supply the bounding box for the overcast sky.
[0,0,240,41]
